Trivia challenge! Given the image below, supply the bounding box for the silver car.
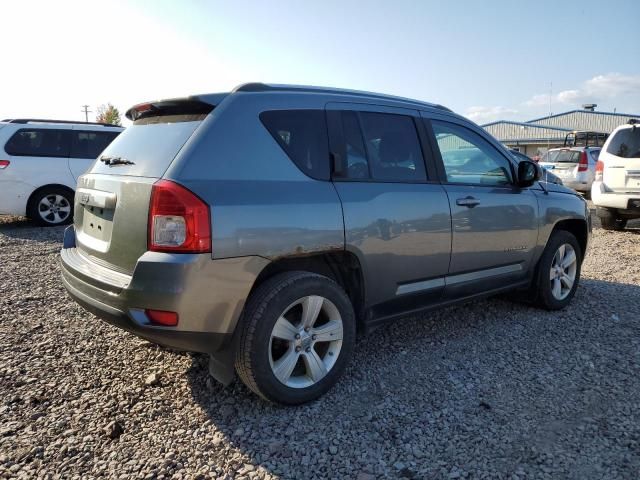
[60,83,591,404]
[539,147,601,198]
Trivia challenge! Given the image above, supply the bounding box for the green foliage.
[96,103,122,126]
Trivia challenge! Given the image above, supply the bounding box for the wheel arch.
[26,183,75,211]
[550,218,589,260]
[248,251,366,331]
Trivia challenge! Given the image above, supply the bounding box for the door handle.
[456,196,480,208]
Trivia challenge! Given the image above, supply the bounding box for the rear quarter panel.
[166,92,345,260]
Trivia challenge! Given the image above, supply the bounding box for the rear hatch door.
[74,99,217,275]
[539,149,580,180]
[602,126,640,192]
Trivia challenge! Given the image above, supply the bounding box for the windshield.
[606,127,640,159]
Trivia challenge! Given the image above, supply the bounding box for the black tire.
[533,230,582,310]
[235,271,356,405]
[27,187,74,226]
[600,213,627,231]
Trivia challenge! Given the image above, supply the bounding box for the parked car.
[538,146,601,198]
[509,149,563,185]
[60,83,590,404]
[591,119,640,230]
[0,119,123,225]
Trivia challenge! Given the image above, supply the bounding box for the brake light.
[578,151,588,172]
[148,180,211,253]
[595,160,604,181]
[145,309,179,326]
[0,160,9,169]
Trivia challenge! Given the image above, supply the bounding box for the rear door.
[326,103,451,315]
[3,126,73,187]
[602,126,640,192]
[424,115,539,298]
[74,108,212,274]
[68,129,121,180]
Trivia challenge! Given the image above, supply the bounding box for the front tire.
[533,230,582,310]
[235,271,356,405]
[27,187,73,226]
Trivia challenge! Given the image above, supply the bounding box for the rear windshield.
[606,127,640,159]
[541,150,559,163]
[545,150,580,163]
[89,114,206,177]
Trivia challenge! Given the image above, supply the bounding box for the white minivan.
[0,119,123,225]
[592,119,640,230]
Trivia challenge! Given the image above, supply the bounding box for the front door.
[426,117,539,298]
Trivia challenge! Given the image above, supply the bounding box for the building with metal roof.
[482,107,640,159]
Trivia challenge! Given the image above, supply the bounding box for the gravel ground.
[1,207,639,479]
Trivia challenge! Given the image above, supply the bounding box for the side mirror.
[517,160,541,187]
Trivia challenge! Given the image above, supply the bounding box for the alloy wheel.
[549,243,577,300]
[38,194,71,224]
[269,295,343,389]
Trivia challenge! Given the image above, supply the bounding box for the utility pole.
[81,105,92,122]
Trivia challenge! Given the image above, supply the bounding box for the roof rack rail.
[232,82,452,112]
[6,118,120,127]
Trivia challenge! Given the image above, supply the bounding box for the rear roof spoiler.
[126,94,226,121]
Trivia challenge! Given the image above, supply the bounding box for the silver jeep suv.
[60,83,591,404]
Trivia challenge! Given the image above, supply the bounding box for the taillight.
[148,180,211,253]
[0,160,9,169]
[595,160,604,181]
[578,151,588,172]
[145,309,179,326]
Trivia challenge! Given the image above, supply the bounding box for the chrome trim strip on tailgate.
[76,188,117,209]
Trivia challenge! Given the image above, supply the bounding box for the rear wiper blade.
[99,156,135,166]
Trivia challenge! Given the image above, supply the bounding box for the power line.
[81,105,92,122]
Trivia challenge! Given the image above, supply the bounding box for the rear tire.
[533,230,582,310]
[27,187,74,226]
[235,271,356,405]
[598,208,627,231]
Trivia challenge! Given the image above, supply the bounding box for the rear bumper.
[592,182,640,213]
[60,226,269,353]
[562,172,593,192]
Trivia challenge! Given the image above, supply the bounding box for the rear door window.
[358,112,427,182]
[606,127,640,159]
[5,129,71,157]
[71,131,121,159]
[333,110,427,182]
[260,110,330,180]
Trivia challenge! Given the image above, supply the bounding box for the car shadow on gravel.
[0,216,66,242]
[184,277,640,478]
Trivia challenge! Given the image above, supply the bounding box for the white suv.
[591,120,640,230]
[0,119,123,226]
